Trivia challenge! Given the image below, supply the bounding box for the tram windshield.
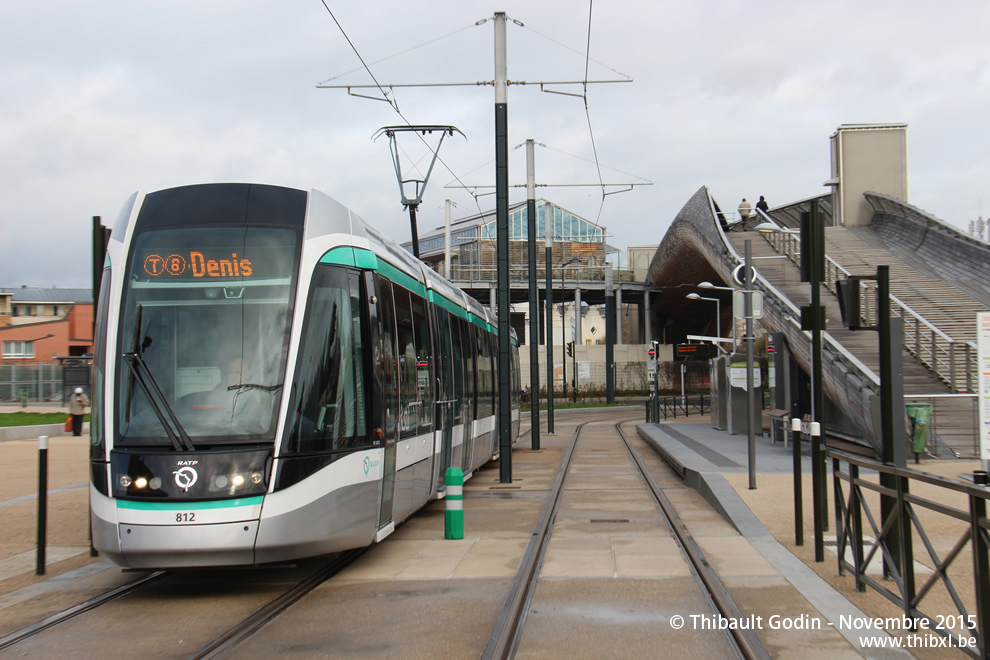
[117,226,299,447]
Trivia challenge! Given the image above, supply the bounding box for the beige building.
[826,123,909,226]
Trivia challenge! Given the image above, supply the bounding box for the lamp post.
[686,294,720,341]
[698,281,735,350]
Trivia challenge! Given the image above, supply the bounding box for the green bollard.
[444,467,464,540]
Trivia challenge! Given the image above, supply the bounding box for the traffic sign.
[733,290,763,319]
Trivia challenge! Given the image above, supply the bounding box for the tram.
[89,183,521,568]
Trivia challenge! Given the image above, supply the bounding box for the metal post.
[444,200,453,279]
[745,240,756,489]
[971,494,990,657]
[525,141,540,450]
[805,204,826,562]
[36,435,48,575]
[561,303,567,401]
[877,265,905,576]
[494,11,512,483]
[573,287,581,403]
[546,244,554,434]
[792,418,803,546]
[606,264,615,404]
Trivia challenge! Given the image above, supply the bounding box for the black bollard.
[791,419,803,546]
[37,435,49,575]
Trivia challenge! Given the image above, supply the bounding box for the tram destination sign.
[141,250,255,280]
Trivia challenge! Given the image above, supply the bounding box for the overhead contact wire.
[320,3,484,215]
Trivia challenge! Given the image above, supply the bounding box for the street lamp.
[697,282,735,350]
[685,293,720,340]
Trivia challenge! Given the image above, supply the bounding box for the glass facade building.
[405,200,605,256]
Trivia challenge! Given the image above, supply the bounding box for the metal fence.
[0,362,63,404]
[645,394,709,422]
[830,449,989,658]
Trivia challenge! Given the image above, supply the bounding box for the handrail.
[761,231,978,393]
[829,447,990,658]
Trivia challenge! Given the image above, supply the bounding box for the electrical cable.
[320,3,484,215]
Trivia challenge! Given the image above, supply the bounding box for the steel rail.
[0,570,168,651]
[189,548,366,660]
[616,422,772,660]
[482,420,586,659]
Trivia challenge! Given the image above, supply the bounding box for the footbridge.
[648,186,989,457]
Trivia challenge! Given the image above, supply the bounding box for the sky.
[2,1,988,289]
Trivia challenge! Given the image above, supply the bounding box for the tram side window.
[410,293,433,435]
[378,278,400,441]
[458,317,475,422]
[488,331,498,414]
[449,315,463,425]
[475,325,493,418]
[284,267,368,454]
[393,286,419,440]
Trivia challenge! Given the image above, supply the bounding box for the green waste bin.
[905,402,933,460]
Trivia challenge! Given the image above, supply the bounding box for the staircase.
[730,227,985,457]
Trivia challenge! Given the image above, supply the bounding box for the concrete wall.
[520,343,673,394]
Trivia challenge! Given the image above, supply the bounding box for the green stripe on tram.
[117,496,264,511]
[320,247,500,336]
[319,247,426,297]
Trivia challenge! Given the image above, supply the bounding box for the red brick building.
[0,287,93,364]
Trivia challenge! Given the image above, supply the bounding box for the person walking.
[69,387,89,437]
[755,196,770,213]
[738,198,752,228]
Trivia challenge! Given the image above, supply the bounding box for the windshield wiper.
[124,353,196,452]
[124,305,195,451]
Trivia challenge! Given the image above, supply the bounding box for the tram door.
[375,277,399,530]
[434,309,455,491]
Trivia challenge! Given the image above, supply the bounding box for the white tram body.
[90,183,521,568]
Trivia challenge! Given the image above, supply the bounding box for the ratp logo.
[172,466,198,492]
[362,456,380,476]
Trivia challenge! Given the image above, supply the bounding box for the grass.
[0,412,90,428]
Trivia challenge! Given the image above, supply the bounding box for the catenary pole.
[494,13,512,483]
[526,139,541,450]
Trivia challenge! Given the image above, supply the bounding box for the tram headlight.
[208,468,266,494]
[149,477,162,490]
[134,477,148,489]
[119,475,133,488]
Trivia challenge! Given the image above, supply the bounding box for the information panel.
[979,313,990,461]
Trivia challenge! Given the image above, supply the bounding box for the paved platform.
[1,410,982,657]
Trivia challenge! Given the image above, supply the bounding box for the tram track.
[0,570,169,652]
[484,418,771,660]
[189,548,366,659]
[0,550,366,658]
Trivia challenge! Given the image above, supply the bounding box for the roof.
[0,287,93,304]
